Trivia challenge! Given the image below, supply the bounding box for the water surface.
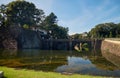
[0,49,120,77]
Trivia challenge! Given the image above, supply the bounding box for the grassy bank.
[0,66,103,78]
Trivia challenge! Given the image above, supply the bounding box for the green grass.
[0,66,103,78]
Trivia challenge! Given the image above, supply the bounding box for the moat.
[0,49,120,77]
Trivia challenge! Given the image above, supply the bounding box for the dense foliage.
[0,0,69,41]
[71,22,120,39]
[89,22,120,38]
[41,12,69,39]
[1,0,120,42]
[70,33,83,39]
[6,0,45,27]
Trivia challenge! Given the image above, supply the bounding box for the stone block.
[0,71,4,78]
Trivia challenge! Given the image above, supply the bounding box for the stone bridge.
[41,39,95,50]
[4,29,102,50]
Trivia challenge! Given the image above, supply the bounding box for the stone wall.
[91,39,102,50]
[42,39,70,50]
[42,39,92,50]
[17,29,42,49]
[101,39,120,57]
[2,38,17,49]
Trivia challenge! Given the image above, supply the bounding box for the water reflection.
[55,56,120,77]
[102,51,120,69]
[55,56,93,73]
[0,49,120,77]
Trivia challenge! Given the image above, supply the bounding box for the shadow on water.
[0,49,120,77]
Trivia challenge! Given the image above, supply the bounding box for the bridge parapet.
[42,39,93,50]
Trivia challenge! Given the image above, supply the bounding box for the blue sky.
[1,0,120,35]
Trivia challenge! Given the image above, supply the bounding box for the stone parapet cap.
[104,39,120,44]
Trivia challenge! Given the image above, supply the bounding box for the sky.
[0,0,120,35]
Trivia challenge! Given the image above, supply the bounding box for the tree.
[55,26,69,39]
[41,12,57,30]
[47,24,68,39]
[116,23,120,37]
[109,32,112,38]
[44,12,57,25]
[70,33,80,39]
[42,12,68,39]
[0,1,69,40]
[0,14,2,26]
[6,0,45,27]
[0,4,6,26]
[89,22,118,38]
[0,4,9,41]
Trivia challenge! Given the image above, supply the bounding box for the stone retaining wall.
[101,39,120,57]
[41,39,92,50]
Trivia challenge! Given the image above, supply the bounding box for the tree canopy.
[44,12,57,26]
[89,22,120,38]
[0,0,69,39]
[0,4,6,26]
[6,0,45,27]
[41,12,69,39]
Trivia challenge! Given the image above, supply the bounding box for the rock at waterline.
[0,71,4,78]
[2,38,17,50]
